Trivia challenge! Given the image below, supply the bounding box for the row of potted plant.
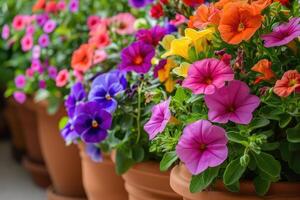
[1,0,300,200]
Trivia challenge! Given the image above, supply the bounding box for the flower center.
[105,94,112,100]
[92,120,99,128]
[227,106,235,112]
[238,23,245,32]
[199,144,206,152]
[133,56,143,65]
[204,77,213,84]
[289,79,298,87]
[119,22,127,30]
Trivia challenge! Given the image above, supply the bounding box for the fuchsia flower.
[170,14,187,26]
[26,25,35,35]
[12,15,25,31]
[110,13,136,35]
[32,45,41,59]
[13,92,26,104]
[182,58,234,95]
[69,0,79,12]
[204,80,260,124]
[87,15,102,30]
[15,75,26,89]
[144,98,171,140]
[36,14,49,27]
[176,119,228,175]
[39,80,46,89]
[57,0,66,11]
[261,17,300,47]
[38,34,50,48]
[21,35,33,52]
[2,24,10,40]
[43,19,56,33]
[26,68,35,78]
[31,59,43,73]
[136,25,166,46]
[56,69,69,87]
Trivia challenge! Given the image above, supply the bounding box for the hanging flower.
[273,70,300,97]
[182,58,234,95]
[144,98,171,140]
[38,34,50,48]
[176,119,228,175]
[12,15,26,31]
[128,0,154,8]
[110,13,136,35]
[2,24,10,40]
[13,91,26,104]
[251,59,275,84]
[88,70,127,113]
[74,101,112,143]
[69,0,79,12]
[261,17,300,48]
[218,2,262,44]
[87,15,102,30]
[21,34,33,52]
[188,4,220,29]
[65,82,86,118]
[119,42,155,74]
[71,44,94,72]
[136,25,166,46]
[56,69,69,87]
[205,80,260,124]
[15,75,26,89]
[43,19,56,33]
[36,14,49,27]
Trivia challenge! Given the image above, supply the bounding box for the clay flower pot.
[121,161,181,200]
[79,144,128,200]
[35,102,86,200]
[13,98,51,188]
[170,164,300,200]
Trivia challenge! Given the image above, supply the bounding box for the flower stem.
[136,81,143,144]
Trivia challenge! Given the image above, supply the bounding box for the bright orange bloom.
[188,4,220,29]
[273,70,300,97]
[215,0,271,12]
[71,44,94,72]
[32,0,46,12]
[251,59,275,84]
[218,2,263,44]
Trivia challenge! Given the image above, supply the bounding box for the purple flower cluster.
[128,0,153,8]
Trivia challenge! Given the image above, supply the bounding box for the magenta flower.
[204,80,260,124]
[2,24,10,40]
[43,19,56,33]
[36,14,49,27]
[13,91,26,104]
[144,98,171,140]
[176,120,228,175]
[69,0,79,12]
[136,25,166,46]
[26,25,35,35]
[261,17,300,48]
[15,75,26,89]
[21,34,33,52]
[119,42,155,74]
[38,34,50,48]
[32,45,41,59]
[182,58,234,95]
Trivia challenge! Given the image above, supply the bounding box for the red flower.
[274,70,300,97]
[32,0,46,12]
[150,3,164,19]
[182,0,204,7]
[45,1,58,13]
[160,0,169,4]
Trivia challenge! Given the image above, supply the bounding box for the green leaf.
[34,89,49,102]
[223,158,247,186]
[248,118,270,130]
[261,142,280,151]
[259,106,281,120]
[227,131,248,144]
[189,166,220,193]
[254,152,281,178]
[287,124,300,143]
[160,151,178,171]
[115,149,135,175]
[225,181,240,193]
[254,176,271,196]
[132,146,144,163]
[173,87,187,104]
[59,116,69,130]
[279,114,292,128]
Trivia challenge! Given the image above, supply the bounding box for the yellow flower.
[160,35,175,50]
[184,27,215,53]
[172,62,191,78]
[162,37,192,60]
[157,59,177,93]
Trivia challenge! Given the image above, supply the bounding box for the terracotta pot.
[15,98,51,188]
[121,161,181,200]
[170,164,300,200]
[79,144,127,200]
[35,102,86,200]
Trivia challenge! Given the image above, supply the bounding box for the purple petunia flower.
[38,34,50,48]
[176,119,228,175]
[2,24,10,40]
[65,82,86,118]
[73,101,112,143]
[144,98,171,140]
[88,70,127,113]
[61,119,80,144]
[36,14,49,27]
[119,41,155,74]
[69,0,79,12]
[136,25,166,46]
[128,0,154,8]
[48,66,57,79]
[43,19,56,33]
[15,75,26,89]
[86,144,102,162]
[165,23,177,34]
[261,17,300,48]
[39,80,46,89]
[13,91,26,104]
[204,80,260,124]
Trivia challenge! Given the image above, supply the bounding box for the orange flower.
[188,4,220,29]
[251,59,275,84]
[32,0,46,12]
[71,44,94,72]
[215,0,271,12]
[273,70,300,97]
[218,2,263,44]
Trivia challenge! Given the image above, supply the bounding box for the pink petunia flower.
[21,34,33,52]
[144,98,171,140]
[12,15,26,31]
[38,34,50,48]
[182,58,234,95]
[2,24,10,40]
[176,119,228,175]
[110,13,136,35]
[56,69,69,87]
[170,14,187,26]
[87,15,102,30]
[15,75,26,89]
[73,70,83,82]
[13,91,26,104]
[204,80,260,124]
[31,59,43,73]
[26,68,35,78]
[26,25,35,35]
[88,31,110,49]
[261,17,300,48]
[43,19,56,33]
[32,45,41,59]
[56,0,66,11]
[93,49,107,64]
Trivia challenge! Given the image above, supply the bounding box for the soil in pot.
[79,144,128,200]
[170,164,300,200]
[122,161,182,200]
[36,102,86,200]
